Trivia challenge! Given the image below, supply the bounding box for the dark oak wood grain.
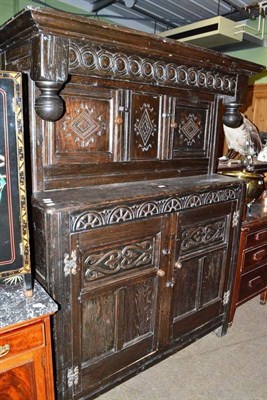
[0,6,263,399]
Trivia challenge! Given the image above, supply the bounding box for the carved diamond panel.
[134,106,156,152]
[70,110,100,140]
[172,104,208,156]
[181,115,200,144]
[54,90,114,163]
[130,94,160,160]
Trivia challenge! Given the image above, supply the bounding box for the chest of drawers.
[0,281,58,400]
[229,197,267,323]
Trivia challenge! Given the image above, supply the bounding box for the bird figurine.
[223,113,263,169]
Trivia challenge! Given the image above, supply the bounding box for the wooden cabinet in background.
[0,315,55,400]
[229,198,267,324]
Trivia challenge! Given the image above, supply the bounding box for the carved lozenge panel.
[53,92,114,163]
[130,93,161,160]
[172,105,209,157]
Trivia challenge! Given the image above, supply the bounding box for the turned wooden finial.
[35,81,65,121]
[222,102,243,128]
[31,34,69,121]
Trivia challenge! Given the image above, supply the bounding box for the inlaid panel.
[129,93,162,160]
[50,85,118,163]
[170,98,212,159]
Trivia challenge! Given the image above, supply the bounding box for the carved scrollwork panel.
[181,219,227,254]
[84,240,154,281]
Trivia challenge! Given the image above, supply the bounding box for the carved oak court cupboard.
[0,7,263,399]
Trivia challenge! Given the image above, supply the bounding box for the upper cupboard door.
[127,92,163,160]
[45,83,121,164]
[168,96,214,160]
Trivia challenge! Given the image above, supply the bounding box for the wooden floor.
[99,297,267,400]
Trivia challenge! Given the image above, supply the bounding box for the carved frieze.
[84,240,154,281]
[71,187,240,232]
[69,42,236,94]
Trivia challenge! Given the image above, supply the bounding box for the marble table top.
[0,280,58,329]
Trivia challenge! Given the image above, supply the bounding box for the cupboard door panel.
[48,85,119,164]
[70,217,165,395]
[171,202,234,342]
[169,97,213,159]
[129,92,162,160]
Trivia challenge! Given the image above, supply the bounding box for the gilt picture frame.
[0,71,31,293]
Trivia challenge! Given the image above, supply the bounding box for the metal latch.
[67,366,79,388]
[64,250,77,277]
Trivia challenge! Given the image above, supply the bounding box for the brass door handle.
[0,344,10,358]
[157,269,165,277]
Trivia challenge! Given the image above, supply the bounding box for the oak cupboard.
[0,7,263,399]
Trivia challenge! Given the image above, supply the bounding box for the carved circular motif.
[198,71,206,86]
[166,64,177,81]
[207,74,215,87]
[215,76,223,89]
[163,198,182,212]
[138,202,159,217]
[154,62,165,81]
[69,47,80,68]
[82,50,96,69]
[177,68,187,82]
[142,60,153,78]
[113,55,127,74]
[185,195,202,208]
[188,69,197,84]
[223,77,230,91]
[128,57,141,76]
[99,52,112,71]
[229,78,236,91]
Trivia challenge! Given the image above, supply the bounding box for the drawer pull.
[255,231,267,241]
[0,344,10,358]
[248,276,263,288]
[253,249,266,261]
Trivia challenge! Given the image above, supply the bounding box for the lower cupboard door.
[69,217,165,397]
[171,248,228,340]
